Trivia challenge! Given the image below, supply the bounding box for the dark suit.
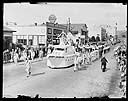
[101,57,108,72]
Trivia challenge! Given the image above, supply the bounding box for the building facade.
[101,27,107,41]
[46,22,67,46]
[9,24,47,47]
[8,22,67,47]
[3,26,16,50]
[64,23,88,44]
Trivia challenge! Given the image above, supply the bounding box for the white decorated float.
[47,32,76,68]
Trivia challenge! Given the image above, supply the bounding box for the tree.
[96,36,100,42]
[89,37,92,42]
[91,36,96,42]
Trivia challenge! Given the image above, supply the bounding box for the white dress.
[25,60,31,74]
[14,53,18,64]
[74,52,80,71]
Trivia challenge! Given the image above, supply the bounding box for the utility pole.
[68,18,71,32]
[115,22,117,42]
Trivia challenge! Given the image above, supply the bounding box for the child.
[25,55,32,77]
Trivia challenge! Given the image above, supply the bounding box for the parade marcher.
[39,48,43,60]
[101,55,108,72]
[101,45,104,58]
[82,47,86,64]
[18,48,21,60]
[23,49,27,62]
[30,48,35,61]
[25,51,32,77]
[73,46,80,72]
[74,51,79,72]
[10,49,14,62]
[47,47,51,55]
[14,49,18,65]
[87,48,92,65]
[78,50,83,67]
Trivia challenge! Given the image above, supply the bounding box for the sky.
[3,3,127,36]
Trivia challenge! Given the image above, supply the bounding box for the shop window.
[18,39,21,43]
[47,28,52,34]
[53,39,60,45]
[56,30,62,35]
[24,39,27,45]
[56,39,60,45]
[53,29,57,35]
[81,30,86,35]
[39,35,45,44]
[29,39,33,45]
[29,35,33,39]
[53,35,57,39]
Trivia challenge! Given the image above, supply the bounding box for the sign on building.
[48,14,57,24]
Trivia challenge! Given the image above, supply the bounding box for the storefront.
[11,24,47,47]
[9,15,67,47]
[3,26,16,50]
[46,22,67,46]
[10,22,67,47]
[69,24,88,45]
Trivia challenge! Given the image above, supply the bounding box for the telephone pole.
[68,18,71,32]
[115,22,118,42]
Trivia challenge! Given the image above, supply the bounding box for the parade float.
[47,32,76,68]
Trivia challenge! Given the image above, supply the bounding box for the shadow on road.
[31,72,45,76]
[49,64,74,69]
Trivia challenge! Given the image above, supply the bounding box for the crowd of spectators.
[3,45,47,64]
[114,44,127,98]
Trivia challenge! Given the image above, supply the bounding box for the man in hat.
[101,55,108,72]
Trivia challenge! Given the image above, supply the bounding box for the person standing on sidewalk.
[101,55,108,72]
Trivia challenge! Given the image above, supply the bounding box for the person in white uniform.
[25,56,32,77]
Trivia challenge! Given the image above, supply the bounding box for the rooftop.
[61,23,88,33]
[3,26,16,32]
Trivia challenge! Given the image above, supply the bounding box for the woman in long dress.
[31,48,35,61]
[23,49,27,62]
[14,51,18,64]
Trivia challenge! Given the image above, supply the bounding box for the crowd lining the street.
[114,43,127,98]
[3,46,47,64]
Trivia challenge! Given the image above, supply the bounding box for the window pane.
[13,36,16,43]
[39,35,45,44]
[24,35,27,39]
[29,35,33,39]
[24,39,27,45]
[48,28,52,34]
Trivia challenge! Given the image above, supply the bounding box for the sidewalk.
[3,57,47,71]
[3,57,47,65]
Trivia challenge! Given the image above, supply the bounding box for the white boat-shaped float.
[47,32,76,68]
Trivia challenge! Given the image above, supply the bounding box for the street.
[3,44,122,98]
